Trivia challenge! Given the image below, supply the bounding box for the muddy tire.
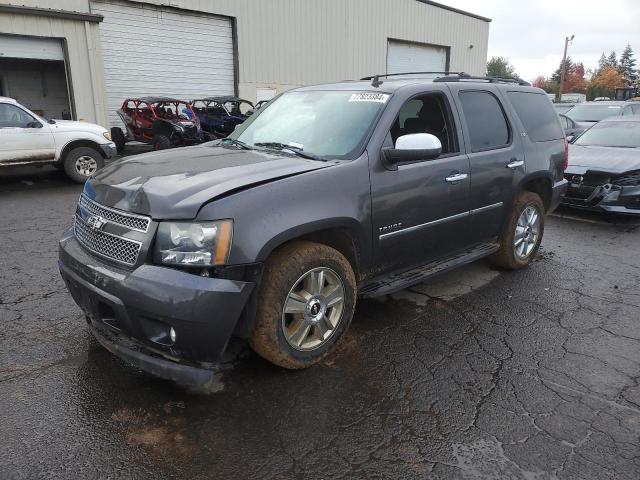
[249,241,357,369]
[153,134,171,150]
[63,147,104,183]
[111,127,126,152]
[490,191,545,270]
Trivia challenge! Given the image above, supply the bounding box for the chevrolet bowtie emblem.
[86,214,107,230]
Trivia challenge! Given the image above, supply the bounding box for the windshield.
[574,121,640,148]
[229,90,389,159]
[566,104,621,122]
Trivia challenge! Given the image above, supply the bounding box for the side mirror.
[566,134,575,143]
[26,121,43,129]
[382,133,442,170]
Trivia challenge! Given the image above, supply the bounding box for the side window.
[559,115,569,129]
[390,93,458,155]
[0,104,35,128]
[459,91,510,151]
[623,104,640,116]
[508,91,565,142]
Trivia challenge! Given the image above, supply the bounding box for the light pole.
[557,35,575,102]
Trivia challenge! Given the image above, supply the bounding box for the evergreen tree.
[607,51,618,68]
[595,52,608,75]
[619,44,638,85]
[551,57,574,82]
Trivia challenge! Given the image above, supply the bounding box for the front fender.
[195,155,373,269]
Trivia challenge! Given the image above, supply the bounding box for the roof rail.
[433,75,531,86]
[360,71,468,81]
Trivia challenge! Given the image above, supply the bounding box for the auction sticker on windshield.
[349,93,390,103]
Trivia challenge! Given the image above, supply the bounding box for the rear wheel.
[490,191,544,269]
[153,134,171,150]
[249,241,356,369]
[111,127,126,152]
[63,147,104,183]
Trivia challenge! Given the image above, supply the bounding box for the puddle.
[385,261,500,306]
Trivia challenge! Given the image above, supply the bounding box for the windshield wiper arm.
[254,142,322,160]
[221,138,253,150]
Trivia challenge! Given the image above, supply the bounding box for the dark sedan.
[563,116,640,214]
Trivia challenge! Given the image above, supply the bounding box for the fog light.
[169,327,177,343]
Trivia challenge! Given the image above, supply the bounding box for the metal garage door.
[387,40,448,75]
[91,1,235,127]
[0,35,65,61]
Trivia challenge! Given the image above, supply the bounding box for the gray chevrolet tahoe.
[58,73,568,385]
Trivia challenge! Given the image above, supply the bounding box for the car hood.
[50,119,108,135]
[86,145,333,219]
[566,144,640,175]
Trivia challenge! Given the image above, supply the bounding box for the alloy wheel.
[281,267,345,351]
[75,155,98,177]
[514,205,541,259]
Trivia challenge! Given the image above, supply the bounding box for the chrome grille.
[74,214,142,266]
[79,194,150,232]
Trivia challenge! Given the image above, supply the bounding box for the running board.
[358,242,499,297]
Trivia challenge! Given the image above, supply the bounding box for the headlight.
[103,131,112,141]
[154,220,233,266]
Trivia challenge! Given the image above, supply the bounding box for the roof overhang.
[0,4,103,23]
[415,0,491,22]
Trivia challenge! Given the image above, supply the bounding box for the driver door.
[0,103,55,163]
[370,91,471,272]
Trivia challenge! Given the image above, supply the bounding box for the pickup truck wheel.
[153,135,171,150]
[490,191,544,269]
[63,147,104,183]
[111,127,126,152]
[250,241,356,369]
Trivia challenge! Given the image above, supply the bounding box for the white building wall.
[93,0,490,102]
[1,0,489,118]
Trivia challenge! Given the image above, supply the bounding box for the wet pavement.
[1,167,640,479]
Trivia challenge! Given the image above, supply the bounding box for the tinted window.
[508,92,564,142]
[0,103,35,128]
[459,91,510,151]
[390,93,458,154]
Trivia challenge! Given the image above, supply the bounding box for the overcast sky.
[441,0,640,81]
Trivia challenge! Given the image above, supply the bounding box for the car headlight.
[154,220,233,266]
[103,131,112,141]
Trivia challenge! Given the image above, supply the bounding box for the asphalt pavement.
[1,166,639,479]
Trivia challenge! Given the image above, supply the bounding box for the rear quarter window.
[508,92,564,142]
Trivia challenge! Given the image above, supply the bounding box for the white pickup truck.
[0,96,116,183]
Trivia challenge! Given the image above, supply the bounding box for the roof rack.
[433,75,531,86]
[360,71,467,81]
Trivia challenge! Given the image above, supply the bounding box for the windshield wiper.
[254,142,322,160]
[221,138,253,150]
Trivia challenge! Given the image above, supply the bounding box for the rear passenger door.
[449,85,525,243]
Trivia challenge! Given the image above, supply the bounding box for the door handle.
[506,159,524,169]
[445,173,468,183]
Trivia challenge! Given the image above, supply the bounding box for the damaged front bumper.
[562,180,640,214]
[58,229,255,385]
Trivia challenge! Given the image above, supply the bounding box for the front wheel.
[63,147,104,183]
[111,127,126,152]
[250,241,357,369]
[490,191,545,269]
[153,134,171,150]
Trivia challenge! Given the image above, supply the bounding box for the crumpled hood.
[566,144,640,175]
[86,145,332,219]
